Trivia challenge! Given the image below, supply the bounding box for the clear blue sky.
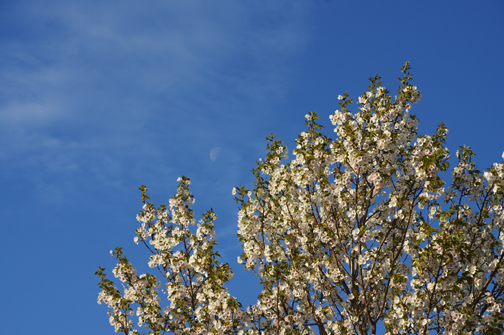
[1,1,503,333]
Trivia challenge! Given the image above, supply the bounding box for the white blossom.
[97,64,504,335]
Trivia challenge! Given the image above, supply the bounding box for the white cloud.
[0,0,311,196]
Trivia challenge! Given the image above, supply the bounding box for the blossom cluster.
[97,63,504,335]
[234,63,504,335]
[96,177,245,334]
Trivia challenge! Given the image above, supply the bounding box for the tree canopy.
[96,63,504,335]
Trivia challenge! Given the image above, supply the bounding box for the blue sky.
[1,1,503,333]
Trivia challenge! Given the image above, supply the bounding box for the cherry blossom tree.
[96,63,504,335]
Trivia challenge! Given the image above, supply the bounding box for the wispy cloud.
[0,0,311,198]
